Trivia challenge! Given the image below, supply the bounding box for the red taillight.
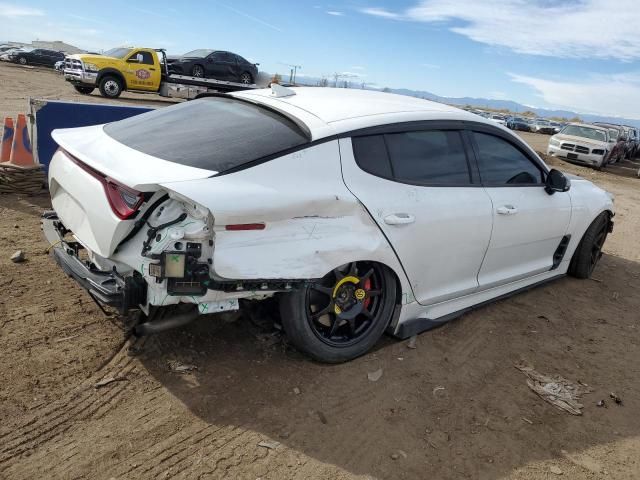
[104,179,144,219]
[65,151,144,219]
[225,223,266,231]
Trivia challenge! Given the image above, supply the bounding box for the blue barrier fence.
[31,99,153,171]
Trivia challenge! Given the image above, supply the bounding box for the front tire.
[239,71,253,85]
[74,85,94,95]
[99,75,123,98]
[18,56,27,65]
[569,212,610,279]
[279,261,397,363]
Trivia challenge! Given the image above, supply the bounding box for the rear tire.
[569,212,610,279]
[279,261,397,363]
[191,64,204,77]
[74,85,94,95]
[99,75,123,98]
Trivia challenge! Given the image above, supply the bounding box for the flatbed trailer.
[63,48,261,100]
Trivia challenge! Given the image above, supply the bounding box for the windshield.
[182,49,214,57]
[536,120,549,125]
[104,48,132,59]
[561,125,607,142]
[608,128,620,139]
[104,97,309,172]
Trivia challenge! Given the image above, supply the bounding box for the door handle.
[149,67,156,71]
[384,213,415,225]
[496,205,519,215]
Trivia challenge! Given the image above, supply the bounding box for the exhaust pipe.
[134,307,199,336]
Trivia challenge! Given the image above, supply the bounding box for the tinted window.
[473,132,542,185]
[352,135,392,178]
[104,97,309,173]
[236,55,249,64]
[386,130,471,185]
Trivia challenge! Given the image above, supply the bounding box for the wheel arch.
[97,68,127,89]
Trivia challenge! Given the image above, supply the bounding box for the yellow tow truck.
[63,47,257,99]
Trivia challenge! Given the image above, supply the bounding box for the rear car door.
[470,130,572,288]
[340,126,494,305]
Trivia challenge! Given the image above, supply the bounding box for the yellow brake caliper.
[333,275,365,314]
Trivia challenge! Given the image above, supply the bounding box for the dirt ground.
[1,62,640,480]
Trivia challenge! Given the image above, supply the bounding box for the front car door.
[125,50,158,91]
[340,126,494,306]
[470,129,572,288]
[205,51,236,80]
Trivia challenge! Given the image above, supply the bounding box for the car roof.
[231,87,492,139]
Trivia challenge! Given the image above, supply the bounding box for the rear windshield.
[103,97,309,173]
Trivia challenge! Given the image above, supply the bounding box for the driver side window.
[472,131,543,185]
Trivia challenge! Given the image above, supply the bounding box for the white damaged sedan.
[43,86,614,363]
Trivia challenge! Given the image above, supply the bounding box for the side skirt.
[394,273,565,339]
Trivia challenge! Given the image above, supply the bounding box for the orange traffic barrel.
[8,114,35,167]
[1,117,14,162]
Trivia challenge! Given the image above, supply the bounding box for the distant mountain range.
[387,88,640,128]
[294,76,640,128]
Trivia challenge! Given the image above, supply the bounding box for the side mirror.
[545,169,570,195]
[127,57,139,63]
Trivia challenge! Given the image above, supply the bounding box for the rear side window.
[352,130,471,185]
[473,132,542,185]
[352,135,393,178]
[385,131,470,185]
[104,97,309,173]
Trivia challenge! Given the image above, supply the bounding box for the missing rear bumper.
[42,211,147,313]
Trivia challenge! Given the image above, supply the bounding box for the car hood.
[554,134,607,147]
[67,53,111,63]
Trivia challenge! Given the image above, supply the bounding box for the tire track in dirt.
[0,337,143,471]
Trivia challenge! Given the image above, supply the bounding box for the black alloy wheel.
[279,260,396,363]
[191,65,204,77]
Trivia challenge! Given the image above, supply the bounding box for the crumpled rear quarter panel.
[162,141,411,289]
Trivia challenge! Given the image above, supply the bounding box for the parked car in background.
[42,87,613,363]
[489,114,506,125]
[507,117,531,132]
[0,47,31,62]
[549,121,563,134]
[593,122,629,162]
[531,119,556,134]
[10,48,65,67]
[166,49,258,84]
[547,123,610,169]
[54,60,64,72]
[623,126,638,158]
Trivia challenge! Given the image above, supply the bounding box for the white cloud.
[510,72,640,119]
[362,0,640,61]
[0,3,44,17]
[326,10,344,16]
[421,63,440,69]
[360,7,402,20]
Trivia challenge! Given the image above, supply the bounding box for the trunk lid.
[49,125,215,256]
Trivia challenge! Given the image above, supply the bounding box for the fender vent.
[551,235,571,270]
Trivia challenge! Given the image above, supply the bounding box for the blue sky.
[2,0,640,119]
